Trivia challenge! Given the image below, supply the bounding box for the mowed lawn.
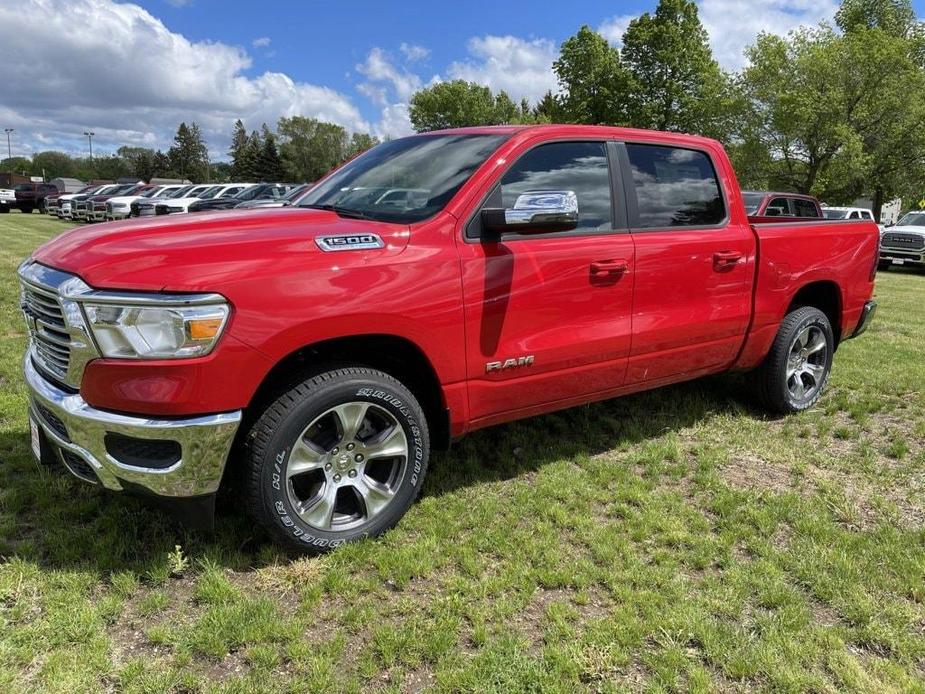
[0,211,923,693]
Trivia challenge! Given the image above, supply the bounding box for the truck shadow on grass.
[0,373,761,574]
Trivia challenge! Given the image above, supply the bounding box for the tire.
[244,367,430,553]
[0,206,8,214]
[19,205,33,214]
[754,306,834,414]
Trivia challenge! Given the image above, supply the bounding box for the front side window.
[823,209,849,219]
[861,211,873,220]
[299,133,508,224]
[794,199,820,217]
[626,144,725,228]
[496,141,613,232]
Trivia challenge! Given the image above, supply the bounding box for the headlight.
[81,298,229,359]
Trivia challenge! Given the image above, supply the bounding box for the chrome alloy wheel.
[285,402,409,532]
[786,325,828,401]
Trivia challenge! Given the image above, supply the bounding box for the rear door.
[619,142,756,384]
[459,140,635,421]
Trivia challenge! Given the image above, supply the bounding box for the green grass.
[1,211,924,692]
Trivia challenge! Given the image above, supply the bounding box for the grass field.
[0,210,923,693]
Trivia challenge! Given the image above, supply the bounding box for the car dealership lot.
[0,213,922,691]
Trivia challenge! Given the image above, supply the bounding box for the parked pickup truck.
[19,125,879,552]
[742,191,823,222]
[879,210,925,269]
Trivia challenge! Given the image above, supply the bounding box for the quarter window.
[498,142,613,232]
[626,144,725,228]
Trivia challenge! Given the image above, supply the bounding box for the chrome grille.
[882,232,925,250]
[21,281,71,382]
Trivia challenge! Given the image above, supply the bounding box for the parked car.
[742,191,823,222]
[105,184,181,221]
[154,183,255,216]
[130,185,212,217]
[86,183,145,222]
[19,125,878,552]
[879,210,925,270]
[233,183,311,209]
[0,187,15,213]
[68,185,122,221]
[14,182,59,213]
[52,185,102,219]
[188,183,295,212]
[822,206,875,221]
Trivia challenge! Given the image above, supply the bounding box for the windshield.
[284,183,310,201]
[298,133,509,223]
[166,185,194,199]
[139,187,160,198]
[823,209,850,219]
[234,184,276,201]
[196,185,223,200]
[896,212,925,226]
[742,192,764,214]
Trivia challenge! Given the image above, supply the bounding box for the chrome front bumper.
[25,354,242,497]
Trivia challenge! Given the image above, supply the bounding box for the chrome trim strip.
[25,354,241,497]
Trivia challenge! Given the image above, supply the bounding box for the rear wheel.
[754,306,834,414]
[19,205,33,214]
[245,367,430,553]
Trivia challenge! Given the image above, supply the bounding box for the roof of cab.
[414,124,723,148]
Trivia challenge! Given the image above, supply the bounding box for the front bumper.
[880,248,924,266]
[24,354,242,497]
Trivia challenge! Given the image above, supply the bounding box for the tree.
[345,132,380,160]
[553,26,629,125]
[277,116,373,181]
[620,0,741,139]
[229,120,249,179]
[408,80,525,131]
[256,124,284,182]
[740,23,925,216]
[31,151,76,179]
[168,122,209,181]
[117,146,162,182]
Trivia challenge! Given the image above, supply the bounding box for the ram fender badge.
[315,234,385,252]
[486,355,535,373]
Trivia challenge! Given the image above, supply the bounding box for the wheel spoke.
[297,484,337,529]
[333,402,369,441]
[287,438,327,478]
[803,363,825,386]
[365,425,408,460]
[789,373,805,399]
[805,331,826,355]
[353,477,395,519]
[793,327,810,351]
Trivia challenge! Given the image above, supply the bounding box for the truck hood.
[32,208,411,292]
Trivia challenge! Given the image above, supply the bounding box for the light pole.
[3,128,12,186]
[83,131,95,162]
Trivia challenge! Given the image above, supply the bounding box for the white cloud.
[698,0,839,69]
[399,42,430,62]
[448,35,558,104]
[0,0,367,156]
[598,14,636,47]
[252,36,271,48]
[357,47,423,102]
[165,0,192,6]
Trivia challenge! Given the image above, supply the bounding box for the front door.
[458,140,636,424]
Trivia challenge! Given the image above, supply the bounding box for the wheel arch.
[786,280,843,345]
[243,333,452,452]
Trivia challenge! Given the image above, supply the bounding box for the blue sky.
[2,0,924,159]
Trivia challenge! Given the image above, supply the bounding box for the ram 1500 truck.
[19,125,879,552]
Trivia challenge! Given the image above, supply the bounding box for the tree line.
[408,0,925,218]
[3,118,380,185]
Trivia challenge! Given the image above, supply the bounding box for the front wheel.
[244,367,430,553]
[754,306,834,414]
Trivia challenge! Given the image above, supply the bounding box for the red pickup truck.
[20,125,878,552]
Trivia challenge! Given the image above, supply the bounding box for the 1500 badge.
[486,355,535,373]
[315,234,385,252]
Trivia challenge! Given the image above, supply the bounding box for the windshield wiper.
[301,203,375,220]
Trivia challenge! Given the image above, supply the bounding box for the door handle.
[590,259,628,275]
[713,251,742,270]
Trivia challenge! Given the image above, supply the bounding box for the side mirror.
[481,190,579,236]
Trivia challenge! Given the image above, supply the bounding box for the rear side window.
[626,144,725,228]
[794,199,820,217]
[766,197,792,216]
[499,141,613,232]
[861,211,873,220]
